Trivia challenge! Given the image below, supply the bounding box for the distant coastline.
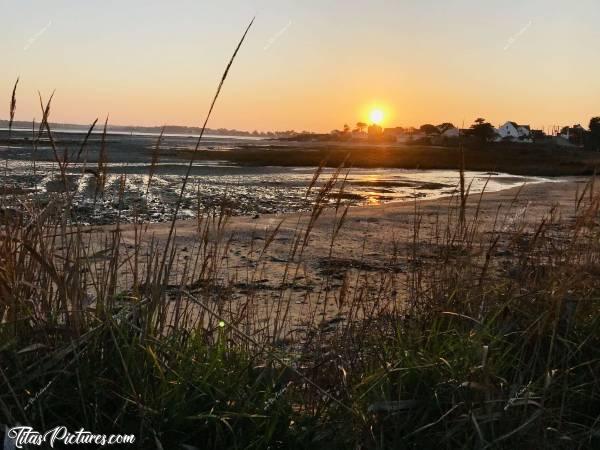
[0,119,292,139]
[180,141,600,177]
[2,126,599,177]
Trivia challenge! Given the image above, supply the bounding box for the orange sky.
[2,0,600,132]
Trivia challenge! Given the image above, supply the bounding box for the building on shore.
[559,124,586,146]
[368,124,383,138]
[383,127,404,139]
[496,121,533,142]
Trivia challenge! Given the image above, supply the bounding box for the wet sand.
[117,178,582,257]
[103,177,589,333]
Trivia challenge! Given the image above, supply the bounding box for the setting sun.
[369,109,384,125]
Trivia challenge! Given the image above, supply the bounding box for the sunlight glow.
[370,109,384,125]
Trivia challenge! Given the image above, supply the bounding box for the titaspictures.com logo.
[4,426,135,448]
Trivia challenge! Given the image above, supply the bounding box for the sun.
[369,109,384,125]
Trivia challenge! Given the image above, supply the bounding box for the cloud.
[24,20,52,51]
[503,20,532,51]
[264,20,292,51]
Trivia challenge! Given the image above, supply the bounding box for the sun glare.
[369,109,384,125]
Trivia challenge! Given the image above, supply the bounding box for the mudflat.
[98,178,589,332]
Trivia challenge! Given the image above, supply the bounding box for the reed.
[4,78,18,180]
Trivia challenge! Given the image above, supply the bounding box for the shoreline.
[3,148,551,223]
[115,177,584,238]
[102,178,590,328]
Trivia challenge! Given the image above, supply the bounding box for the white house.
[496,121,532,142]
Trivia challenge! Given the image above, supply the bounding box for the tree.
[469,118,496,144]
[590,117,600,136]
[356,122,367,133]
[587,117,600,151]
[419,124,439,135]
[343,123,351,134]
[437,122,455,133]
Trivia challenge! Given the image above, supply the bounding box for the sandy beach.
[116,177,581,250]
[116,177,585,262]
[102,177,589,333]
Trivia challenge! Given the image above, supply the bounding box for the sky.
[1,0,599,132]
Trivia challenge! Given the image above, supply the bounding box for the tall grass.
[1,42,599,450]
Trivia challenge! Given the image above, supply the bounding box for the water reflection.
[2,160,551,225]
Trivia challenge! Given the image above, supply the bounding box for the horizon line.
[1,117,594,136]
